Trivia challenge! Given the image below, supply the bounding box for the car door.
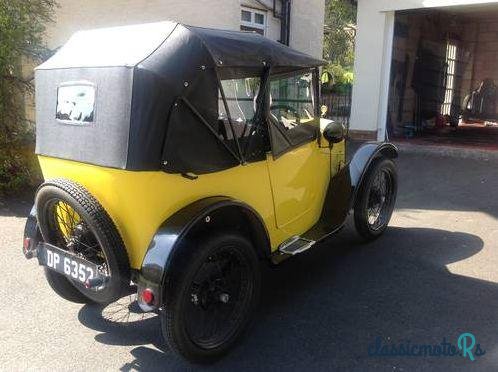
[266,70,330,235]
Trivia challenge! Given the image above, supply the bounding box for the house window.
[441,41,458,116]
[240,7,266,35]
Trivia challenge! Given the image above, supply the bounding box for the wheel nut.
[219,293,230,303]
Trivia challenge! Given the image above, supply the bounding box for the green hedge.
[0,143,41,196]
[0,0,57,196]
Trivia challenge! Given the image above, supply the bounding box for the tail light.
[141,288,155,305]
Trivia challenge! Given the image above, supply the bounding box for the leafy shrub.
[322,63,354,94]
[0,0,56,195]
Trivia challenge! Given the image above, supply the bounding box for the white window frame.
[240,6,267,35]
[441,40,458,116]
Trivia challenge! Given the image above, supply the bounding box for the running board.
[278,236,316,256]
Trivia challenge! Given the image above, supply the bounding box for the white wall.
[46,0,240,49]
[290,0,325,58]
[45,0,324,58]
[350,2,393,138]
[350,0,498,139]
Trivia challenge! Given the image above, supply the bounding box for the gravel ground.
[1,152,498,371]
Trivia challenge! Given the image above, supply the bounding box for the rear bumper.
[23,205,41,259]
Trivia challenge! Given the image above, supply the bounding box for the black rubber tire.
[36,179,130,304]
[354,158,398,241]
[44,268,94,304]
[161,233,261,363]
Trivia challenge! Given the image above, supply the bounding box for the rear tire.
[354,158,397,241]
[36,179,130,304]
[161,233,261,363]
[44,268,94,304]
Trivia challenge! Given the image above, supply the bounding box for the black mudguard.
[137,196,270,310]
[23,205,42,258]
[304,142,398,241]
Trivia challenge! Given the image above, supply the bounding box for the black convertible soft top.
[35,22,325,174]
[37,22,324,73]
[185,24,324,72]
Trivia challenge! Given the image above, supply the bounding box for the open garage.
[351,0,498,152]
[388,5,498,150]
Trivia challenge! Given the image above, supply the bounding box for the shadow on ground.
[78,225,498,370]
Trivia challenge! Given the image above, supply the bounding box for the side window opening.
[218,77,268,162]
[268,70,318,154]
[270,71,315,129]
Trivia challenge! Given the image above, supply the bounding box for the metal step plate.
[279,236,315,256]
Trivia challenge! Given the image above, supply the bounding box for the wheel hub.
[190,278,231,309]
[183,246,253,349]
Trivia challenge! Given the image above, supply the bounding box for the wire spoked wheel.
[366,169,394,231]
[161,233,260,363]
[44,199,110,282]
[100,293,156,325]
[185,246,251,349]
[354,158,397,241]
[36,179,130,304]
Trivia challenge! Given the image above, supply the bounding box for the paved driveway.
[1,152,498,371]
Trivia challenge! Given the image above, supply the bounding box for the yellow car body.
[38,136,345,269]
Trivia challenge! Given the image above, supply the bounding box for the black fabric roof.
[36,21,325,173]
[184,24,326,70]
[37,21,325,73]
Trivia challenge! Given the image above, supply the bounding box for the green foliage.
[0,0,56,195]
[328,63,354,84]
[323,0,356,86]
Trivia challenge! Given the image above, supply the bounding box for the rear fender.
[23,205,42,258]
[136,196,270,311]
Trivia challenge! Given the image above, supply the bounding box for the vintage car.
[23,22,398,362]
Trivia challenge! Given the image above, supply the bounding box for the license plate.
[37,242,102,285]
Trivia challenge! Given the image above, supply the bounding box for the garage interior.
[387,5,498,150]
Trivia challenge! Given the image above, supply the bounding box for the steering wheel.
[270,104,299,117]
[270,104,300,128]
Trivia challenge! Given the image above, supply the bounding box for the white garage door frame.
[377,12,395,141]
[351,0,498,142]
